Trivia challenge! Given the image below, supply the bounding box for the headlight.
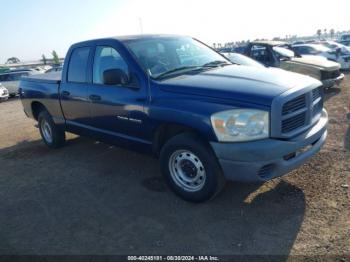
[211,109,269,142]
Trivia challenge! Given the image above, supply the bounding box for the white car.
[316,40,350,55]
[0,84,9,101]
[292,44,350,70]
[0,70,38,97]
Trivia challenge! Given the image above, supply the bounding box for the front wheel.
[160,133,226,202]
[38,110,65,148]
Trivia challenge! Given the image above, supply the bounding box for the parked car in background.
[45,66,63,74]
[0,66,10,73]
[6,68,34,73]
[339,41,350,47]
[221,52,265,68]
[0,83,9,101]
[293,40,305,45]
[339,33,350,41]
[244,41,343,88]
[292,44,350,70]
[20,35,328,202]
[0,70,38,97]
[315,40,350,55]
[233,45,247,54]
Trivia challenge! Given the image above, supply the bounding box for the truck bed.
[20,71,64,122]
[23,72,61,84]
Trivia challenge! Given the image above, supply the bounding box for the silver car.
[0,71,36,97]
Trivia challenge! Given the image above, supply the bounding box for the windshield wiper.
[202,60,231,67]
[154,61,232,80]
[154,66,203,80]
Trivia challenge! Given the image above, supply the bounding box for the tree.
[52,50,60,65]
[6,57,20,64]
[41,54,47,65]
[323,28,327,38]
[330,29,335,39]
[317,29,322,39]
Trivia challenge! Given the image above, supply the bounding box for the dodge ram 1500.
[20,35,328,202]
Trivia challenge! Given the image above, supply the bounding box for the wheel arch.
[31,101,47,121]
[152,123,211,156]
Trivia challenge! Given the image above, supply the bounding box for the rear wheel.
[160,133,226,202]
[38,110,65,148]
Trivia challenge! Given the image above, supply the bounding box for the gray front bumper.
[322,73,344,88]
[210,109,328,182]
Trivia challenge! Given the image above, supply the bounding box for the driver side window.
[93,46,129,85]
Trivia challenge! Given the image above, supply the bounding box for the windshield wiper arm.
[202,60,231,67]
[154,61,232,80]
[154,66,202,79]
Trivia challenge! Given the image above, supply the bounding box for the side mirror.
[103,69,129,86]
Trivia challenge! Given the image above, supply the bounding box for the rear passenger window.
[67,47,91,83]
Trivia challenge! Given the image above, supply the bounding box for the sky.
[0,0,349,63]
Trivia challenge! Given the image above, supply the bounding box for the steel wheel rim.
[41,119,53,143]
[169,150,206,192]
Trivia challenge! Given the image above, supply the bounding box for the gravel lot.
[0,74,349,256]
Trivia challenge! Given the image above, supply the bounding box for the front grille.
[282,94,306,115]
[312,100,322,117]
[278,86,324,136]
[282,112,306,133]
[312,87,322,101]
[321,70,340,80]
[312,86,323,118]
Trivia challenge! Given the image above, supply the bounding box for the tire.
[160,133,226,202]
[38,110,65,148]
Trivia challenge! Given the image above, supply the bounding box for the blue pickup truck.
[20,35,328,202]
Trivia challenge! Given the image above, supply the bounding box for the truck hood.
[290,55,340,71]
[156,65,320,106]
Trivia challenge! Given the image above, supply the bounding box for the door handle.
[61,91,70,96]
[89,94,101,101]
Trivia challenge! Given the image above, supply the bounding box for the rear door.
[60,46,92,129]
[87,44,149,144]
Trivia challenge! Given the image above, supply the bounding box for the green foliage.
[52,50,60,65]
[6,57,20,64]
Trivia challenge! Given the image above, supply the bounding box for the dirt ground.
[0,74,349,257]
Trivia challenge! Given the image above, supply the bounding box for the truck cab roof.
[250,40,286,46]
[72,34,187,47]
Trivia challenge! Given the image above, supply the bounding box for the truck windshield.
[124,37,230,79]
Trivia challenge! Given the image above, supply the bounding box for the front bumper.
[322,73,344,88]
[210,109,328,183]
[0,94,9,101]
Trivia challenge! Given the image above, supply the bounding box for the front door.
[87,45,150,146]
